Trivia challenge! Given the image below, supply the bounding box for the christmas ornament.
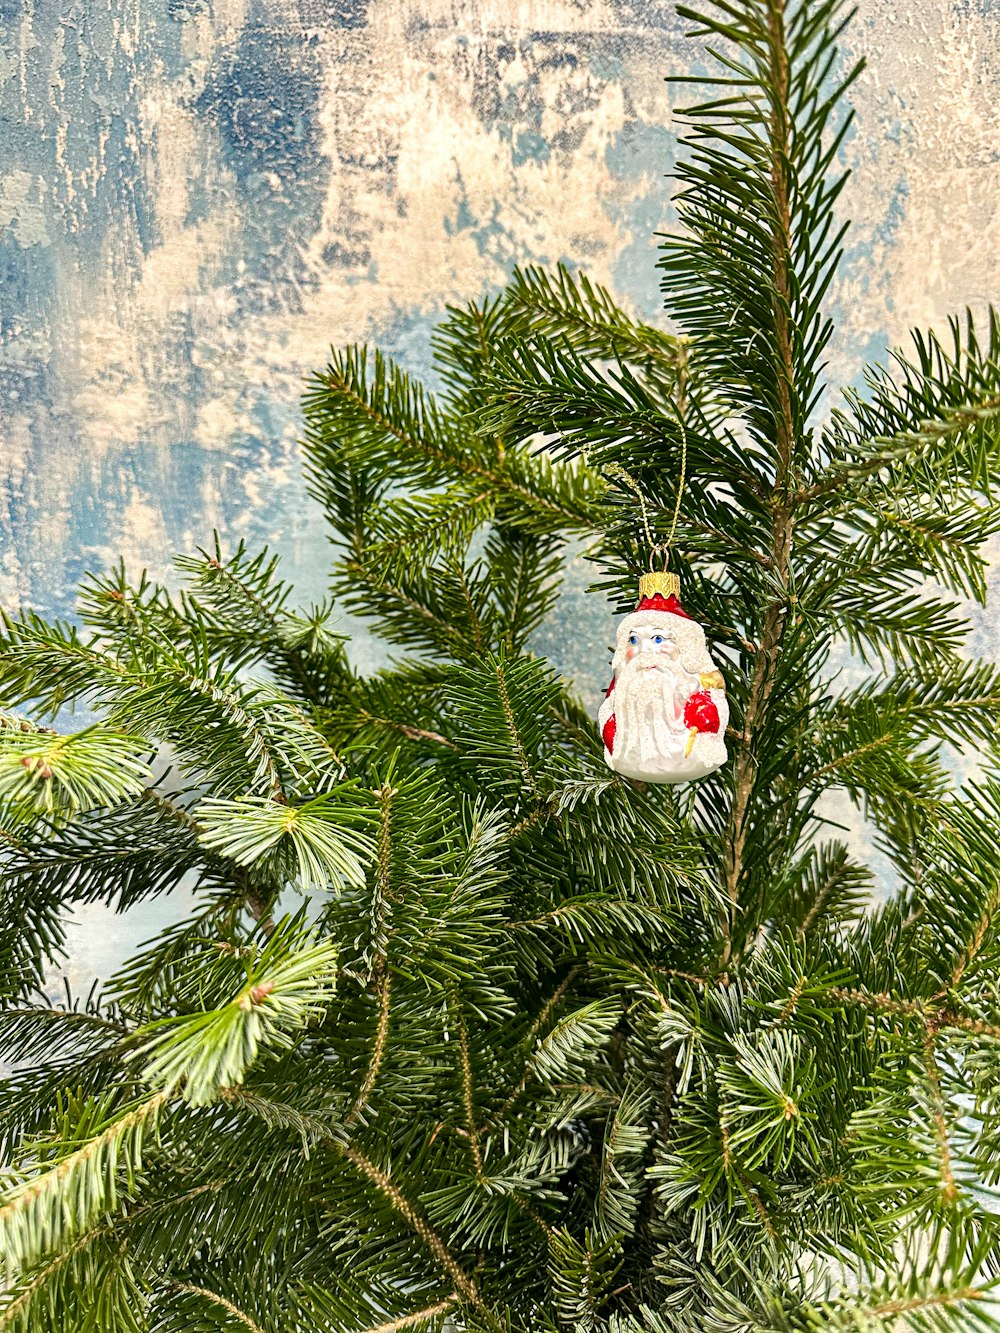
[598,571,728,784]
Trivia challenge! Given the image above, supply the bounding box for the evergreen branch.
[816,500,1000,606]
[712,0,807,968]
[445,653,561,803]
[486,528,564,656]
[352,711,458,750]
[868,1286,987,1319]
[548,1228,623,1331]
[5,5,1000,1321]
[145,668,290,799]
[736,1164,778,1240]
[763,0,797,482]
[358,1298,458,1333]
[477,339,762,505]
[139,784,202,835]
[338,1144,498,1327]
[366,782,396,975]
[250,891,283,941]
[0,1090,168,1274]
[526,968,586,1046]
[0,1222,112,1330]
[365,488,494,578]
[508,899,675,951]
[528,999,620,1087]
[305,347,596,532]
[176,539,295,647]
[0,611,131,714]
[335,559,475,660]
[217,1086,341,1147]
[720,604,788,968]
[827,987,938,1021]
[663,0,862,454]
[0,1000,131,1063]
[494,658,539,803]
[193,792,375,893]
[947,872,1000,991]
[77,563,189,654]
[432,292,504,402]
[810,397,1000,503]
[175,539,350,702]
[454,563,486,655]
[944,1013,1000,1041]
[0,796,209,930]
[167,1280,267,1333]
[504,262,686,378]
[593,1082,652,1242]
[805,311,1000,502]
[0,725,152,823]
[451,992,483,1177]
[383,803,508,996]
[920,1026,959,1205]
[132,923,338,1105]
[0,713,57,736]
[804,732,901,783]
[0,613,321,799]
[828,988,1000,1042]
[822,663,1000,753]
[496,968,584,1121]
[346,966,391,1128]
[305,346,472,484]
[506,800,556,842]
[0,818,26,852]
[780,843,872,939]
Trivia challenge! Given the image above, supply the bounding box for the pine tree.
[3,0,1000,1328]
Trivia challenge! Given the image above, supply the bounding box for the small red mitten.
[683,690,720,734]
[602,713,616,754]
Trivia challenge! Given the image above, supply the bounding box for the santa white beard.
[612,653,700,777]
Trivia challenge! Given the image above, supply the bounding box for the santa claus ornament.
[598,571,728,784]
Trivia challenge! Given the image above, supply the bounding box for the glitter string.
[605,409,688,570]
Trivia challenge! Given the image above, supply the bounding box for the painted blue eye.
[654,635,664,644]
[628,634,638,645]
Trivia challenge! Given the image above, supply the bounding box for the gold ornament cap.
[638,570,680,600]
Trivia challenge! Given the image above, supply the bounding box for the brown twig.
[339,1144,500,1329]
[346,966,392,1127]
[169,1282,267,1333]
[451,993,483,1176]
[869,1286,985,1318]
[358,1298,458,1333]
[920,1025,958,1204]
[718,0,798,972]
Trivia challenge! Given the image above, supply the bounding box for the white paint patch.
[0,169,49,245]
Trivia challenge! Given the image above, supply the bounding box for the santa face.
[598,609,729,784]
[618,623,689,678]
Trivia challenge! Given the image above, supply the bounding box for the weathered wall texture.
[0,0,997,972]
[2,0,997,618]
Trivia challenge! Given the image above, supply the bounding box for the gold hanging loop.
[663,410,688,555]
